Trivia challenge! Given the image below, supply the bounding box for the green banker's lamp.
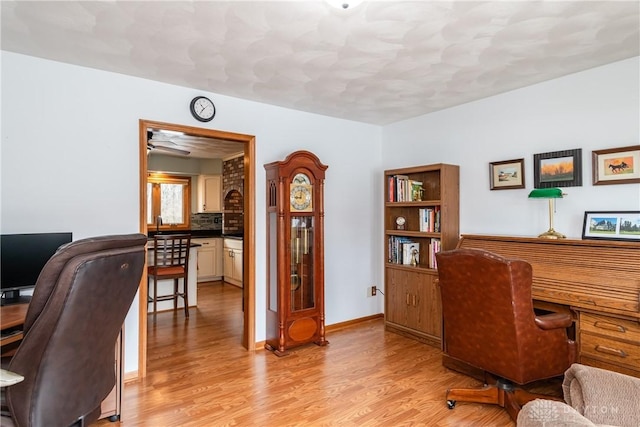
[528,188,566,239]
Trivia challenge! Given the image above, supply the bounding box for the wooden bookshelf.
[384,163,459,347]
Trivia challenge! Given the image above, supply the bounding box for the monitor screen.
[1,232,73,292]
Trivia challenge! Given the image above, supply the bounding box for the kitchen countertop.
[222,234,243,240]
[148,229,222,239]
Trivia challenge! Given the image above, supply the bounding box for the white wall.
[3,51,638,376]
[383,57,640,241]
[1,51,383,375]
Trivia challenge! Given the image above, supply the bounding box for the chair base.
[148,276,189,318]
[446,376,562,421]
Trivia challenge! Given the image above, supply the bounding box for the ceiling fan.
[147,130,191,156]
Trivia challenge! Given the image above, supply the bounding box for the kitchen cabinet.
[194,238,223,282]
[223,238,243,287]
[197,175,222,213]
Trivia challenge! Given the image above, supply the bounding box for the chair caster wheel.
[108,415,120,422]
[447,400,456,409]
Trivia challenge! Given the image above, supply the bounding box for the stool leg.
[183,275,189,318]
[153,275,158,315]
[173,278,178,313]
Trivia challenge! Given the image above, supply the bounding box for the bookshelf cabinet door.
[411,272,442,338]
[386,269,409,326]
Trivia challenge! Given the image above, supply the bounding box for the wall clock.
[189,96,216,122]
[264,150,329,356]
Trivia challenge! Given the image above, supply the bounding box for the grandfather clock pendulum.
[264,150,328,356]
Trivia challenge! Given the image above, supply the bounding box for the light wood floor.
[97,281,545,426]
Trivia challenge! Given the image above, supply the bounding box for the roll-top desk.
[457,234,640,377]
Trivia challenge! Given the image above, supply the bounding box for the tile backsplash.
[191,213,222,231]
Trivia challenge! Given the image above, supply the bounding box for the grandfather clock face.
[289,173,313,212]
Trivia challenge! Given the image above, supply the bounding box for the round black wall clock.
[190,96,216,122]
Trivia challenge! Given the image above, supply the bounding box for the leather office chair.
[1,233,147,427]
[147,234,191,317]
[435,248,576,421]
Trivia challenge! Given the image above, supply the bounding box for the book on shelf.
[418,206,441,232]
[396,175,409,202]
[410,180,423,201]
[429,238,441,269]
[388,236,419,265]
[388,175,424,202]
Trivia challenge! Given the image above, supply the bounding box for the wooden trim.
[123,371,139,383]
[243,136,256,350]
[138,119,256,377]
[325,314,384,332]
[254,314,384,349]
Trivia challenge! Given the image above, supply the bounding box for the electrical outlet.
[371,285,377,296]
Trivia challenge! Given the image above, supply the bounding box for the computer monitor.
[1,232,72,305]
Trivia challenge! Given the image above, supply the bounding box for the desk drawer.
[580,312,640,343]
[580,332,640,369]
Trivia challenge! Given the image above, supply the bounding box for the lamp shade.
[528,188,564,199]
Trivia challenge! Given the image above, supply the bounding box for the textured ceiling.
[1,1,639,125]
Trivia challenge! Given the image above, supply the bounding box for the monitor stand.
[1,290,32,306]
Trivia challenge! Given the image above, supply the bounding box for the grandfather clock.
[264,150,328,356]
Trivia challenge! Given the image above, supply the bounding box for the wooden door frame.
[138,119,256,377]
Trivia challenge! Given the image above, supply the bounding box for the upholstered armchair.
[1,234,146,427]
[436,248,577,421]
[518,363,640,427]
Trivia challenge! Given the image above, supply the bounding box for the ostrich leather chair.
[1,234,147,427]
[435,248,577,421]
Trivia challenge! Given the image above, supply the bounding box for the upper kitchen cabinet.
[197,175,222,213]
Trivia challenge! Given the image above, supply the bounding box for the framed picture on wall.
[533,149,582,188]
[592,145,640,185]
[489,158,525,190]
[582,211,640,241]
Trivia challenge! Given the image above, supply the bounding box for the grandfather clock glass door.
[290,216,314,312]
[264,150,328,356]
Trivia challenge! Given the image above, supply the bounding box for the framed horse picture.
[592,145,640,185]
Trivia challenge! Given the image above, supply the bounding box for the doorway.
[138,119,256,378]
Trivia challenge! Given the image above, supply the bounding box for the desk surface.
[1,303,28,349]
[1,303,29,330]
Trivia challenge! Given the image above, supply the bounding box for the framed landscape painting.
[489,158,525,190]
[592,145,640,185]
[582,211,640,241]
[534,149,582,188]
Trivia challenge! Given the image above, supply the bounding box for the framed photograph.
[592,145,640,185]
[489,158,525,190]
[533,149,582,188]
[582,211,640,241]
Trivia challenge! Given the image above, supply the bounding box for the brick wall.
[223,156,244,234]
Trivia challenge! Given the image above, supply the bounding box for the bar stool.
[148,234,191,317]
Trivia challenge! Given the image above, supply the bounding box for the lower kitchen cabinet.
[194,238,223,282]
[223,238,243,287]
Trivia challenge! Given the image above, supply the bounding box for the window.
[147,173,191,230]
